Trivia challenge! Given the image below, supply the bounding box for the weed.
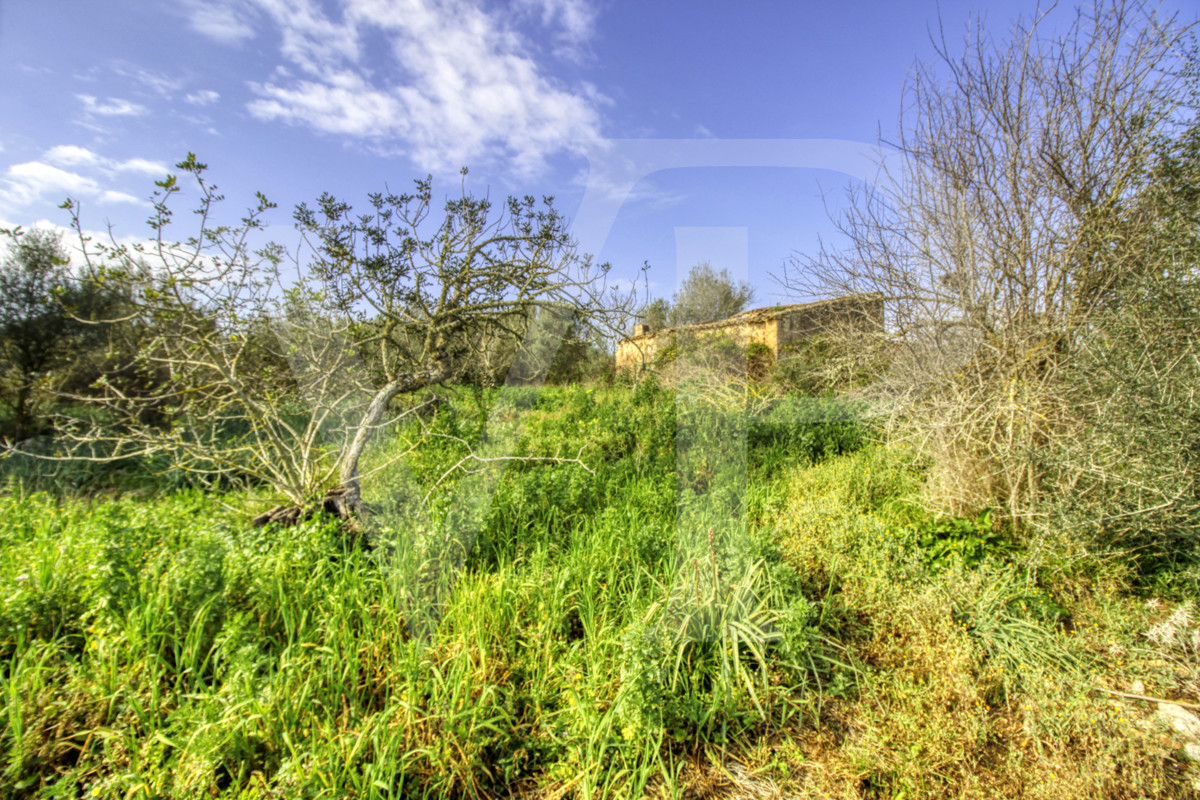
[0,386,1189,798]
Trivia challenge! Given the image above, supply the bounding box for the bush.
[1038,270,1200,582]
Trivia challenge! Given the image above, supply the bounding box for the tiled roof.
[629,296,861,339]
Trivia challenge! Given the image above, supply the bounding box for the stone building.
[616,293,884,372]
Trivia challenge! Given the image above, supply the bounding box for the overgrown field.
[2,382,1199,798]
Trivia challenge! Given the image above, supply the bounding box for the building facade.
[616,293,884,372]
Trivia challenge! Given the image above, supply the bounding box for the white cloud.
[43,146,167,177]
[185,89,221,106]
[43,145,104,169]
[514,0,596,57]
[255,0,360,71]
[1,162,100,208]
[77,95,148,117]
[184,0,258,43]
[0,147,166,214]
[249,71,403,137]
[203,0,606,175]
[99,191,143,204]
[117,158,169,176]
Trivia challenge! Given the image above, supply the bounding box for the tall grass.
[0,384,1192,798]
[0,383,859,798]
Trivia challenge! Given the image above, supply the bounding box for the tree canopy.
[0,228,97,440]
[640,261,755,331]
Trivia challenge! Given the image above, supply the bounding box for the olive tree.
[294,171,638,506]
[48,156,637,514]
[1046,112,1200,565]
[0,228,99,441]
[667,261,754,326]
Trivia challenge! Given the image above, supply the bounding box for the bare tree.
[45,156,341,507]
[780,1,1196,528]
[44,156,639,515]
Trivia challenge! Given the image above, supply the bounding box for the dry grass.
[763,444,1200,800]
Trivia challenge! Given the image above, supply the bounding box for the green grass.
[0,384,1196,798]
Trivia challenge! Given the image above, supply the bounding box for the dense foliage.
[637,261,754,331]
[2,383,1198,798]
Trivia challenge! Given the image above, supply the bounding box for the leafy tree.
[544,314,614,385]
[667,261,754,326]
[640,297,671,331]
[0,228,92,440]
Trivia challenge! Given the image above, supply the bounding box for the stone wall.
[616,293,883,372]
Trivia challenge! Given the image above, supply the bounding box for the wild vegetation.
[2,383,1199,798]
[782,0,1200,557]
[1,0,1199,797]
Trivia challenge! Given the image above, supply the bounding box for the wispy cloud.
[44,146,167,177]
[191,0,606,175]
[249,71,402,137]
[77,94,148,117]
[110,63,184,96]
[183,0,258,43]
[185,89,221,106]
[513,0,597,59]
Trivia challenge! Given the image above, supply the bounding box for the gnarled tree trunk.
[254,358,452,528]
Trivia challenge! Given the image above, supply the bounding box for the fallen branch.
[1091,686,1200,711]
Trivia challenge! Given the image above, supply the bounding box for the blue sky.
[1,0,1193,304]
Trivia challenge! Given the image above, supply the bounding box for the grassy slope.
[0,384,1197,798]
